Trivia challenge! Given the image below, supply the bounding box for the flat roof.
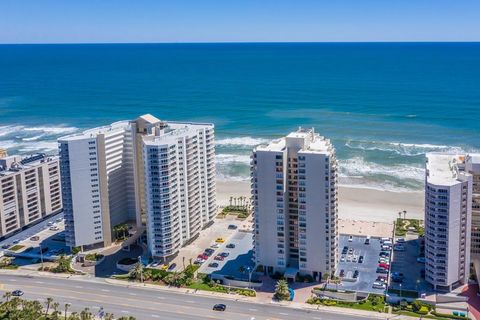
[426,153,467,186]
[255,128,333,154]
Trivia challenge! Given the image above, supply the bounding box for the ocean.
[1,43,479,191]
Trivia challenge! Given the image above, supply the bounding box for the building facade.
[143,122,216,260]
[251,128,338,280]
[464,154,480,285]
[0,152,62,239]
[58,114,217,256]
[424,153,472,291]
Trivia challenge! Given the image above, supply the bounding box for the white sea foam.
[345,139,469,156]
[216,153,251,165]
[0,126,23,137]
[216,137,270,147]
[23,126,78,135]
[338,157,425,182]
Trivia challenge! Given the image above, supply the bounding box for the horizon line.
[1,40,480,45]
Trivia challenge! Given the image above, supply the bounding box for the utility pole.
[138,255,144,285]
[39,244,44,270]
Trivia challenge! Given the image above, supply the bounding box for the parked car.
[219,252,229,258]
[228,224,237,230]
[353,270,359,279]
[12,239,20,244]
[214,255,224,261]
[380,237,391,243]
[372,281,386,289]
[339,269,345,277]
[379,251,390,258]
[56,218,63,223]
[215,238,225,243]
[378,263,389,269]
[417,257,426,263]
[213,304,226,311]
[394,244,405,251]
[208,262,219,268]
[377,275,388,282]
[358,256,364,263]
[194,258,205,265]
[205,248,215,254]
[211,243,220,248]
[30,236,40,241]
[381,245,391,251]
[352,256,358,263]
[49,226,59,231]
[226,243,235,249]
[364,237,370,245]
[342,246,348,254]
[47,222,54,227]
[376,267,388,274]
[2,244,10,249]
[340,255,346,262]
[151,262,160,267]
[12,290,24,297]
[168,263,176,271]
[348,235,353,242]
[396,237,405,243]
[197,254,208,260]
[346,255,352,262]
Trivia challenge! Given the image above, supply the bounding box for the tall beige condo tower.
[424,153,472,291]
[251,128,338,281]
[0,153,62,238]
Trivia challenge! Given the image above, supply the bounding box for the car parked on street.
[226,243,235,249]
[213,304,226,311]
[12,290,24,296]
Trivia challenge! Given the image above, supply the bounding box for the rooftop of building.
[0,152,58,177]
[426,152,469,186]
[256,127,334,154]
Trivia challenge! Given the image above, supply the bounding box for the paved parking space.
[0,212,63,250]
[330,235,386,294]
[162,215,252,272]
[199,230,255,280]
[390,235,430,294]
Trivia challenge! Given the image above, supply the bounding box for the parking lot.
[330,235,388,294]
[389,234,430,294]
[2,216,69,263]
[162,215,252,272]
[198,230,255,281]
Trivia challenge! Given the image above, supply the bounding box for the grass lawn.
[8,244,25,252]
[393,310,452,320]
[188,282,227,293]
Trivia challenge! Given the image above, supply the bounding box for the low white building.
[424,153,472,291]
[0,152,62,239]
[251,128,338,281]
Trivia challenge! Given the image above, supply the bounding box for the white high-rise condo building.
[251,128,338,281]
[0,152,62,239]
[58,114,216,255]
[424,153,472,291]
[143,122,216,260]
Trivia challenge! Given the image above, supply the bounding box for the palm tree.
[398,211,402,220]
[229,196,233,207]
[3,291,12,303]
[45,297,54,316]
[129,261,144,280]
[64,303,71,320]
[104,312,115,320]
[80,307,93,320]
[274,279,290,301]
[403,210,407,220]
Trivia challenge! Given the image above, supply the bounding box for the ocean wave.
[216,153,251,165]
[216,136,270,147]
[23,126,78,135]
[338,157,424,182]
[345,139,469,156]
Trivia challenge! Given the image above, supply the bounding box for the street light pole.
[39,244,44,270]
[399,283,402,298]
[138,256,144,285]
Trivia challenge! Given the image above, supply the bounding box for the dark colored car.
[358,256,364,263]
[168,263,176,271]
[208,262,219,268]
[353,270,359,279]
[219,252,229,257]
[213,304,226,311]
[228,224,237,230]
[204,248,215,254]
[12,290,24,297]
[339,269,345,277]
[226,243,235,249]
[376,267,388,274]
[342,246,348,254]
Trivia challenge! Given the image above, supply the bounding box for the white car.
[49,226,59,231]
[352,256,358,263]
[346,255,352,262]
[340,256,346,262]
[47,222,54,227]
[372,281,386,289]
[348,235,353,242]
[211,243,220,249]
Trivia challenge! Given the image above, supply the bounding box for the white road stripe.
[186,300,195,303]
[249,308,258,311]
[128,292,137,296]
[151,315,160,318]
[8,279,16,282]
[121,310,129,313]
[101,289,110,292]
[279,312,289,315]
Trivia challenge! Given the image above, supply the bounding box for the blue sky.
[0,0,479,43]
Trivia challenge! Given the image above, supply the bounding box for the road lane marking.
[249,308,258,311]
[279,312,288,315]
[101,289,110,292]
[8,279,16,282]
[121,310,129,313]
[35,281,44,284]
[186,300,195,303]
[128,293,137,296]
[151,315,160,318]
[75,285,83,288]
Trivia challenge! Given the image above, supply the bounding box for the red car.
[214,255,225,261]
[197,254,208,260]
[378,263,389,269]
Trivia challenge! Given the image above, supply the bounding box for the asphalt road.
[0,274,377,320]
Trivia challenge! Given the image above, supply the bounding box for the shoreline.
[216,180,424,223]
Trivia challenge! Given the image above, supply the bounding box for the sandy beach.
[216,180,424,223]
